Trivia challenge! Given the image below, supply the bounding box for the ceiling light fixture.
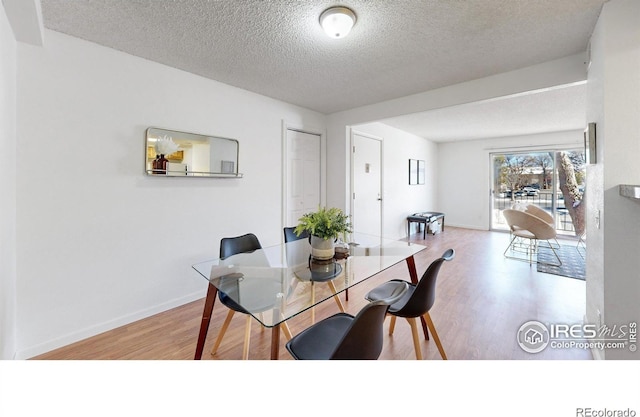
[319,6,356,39]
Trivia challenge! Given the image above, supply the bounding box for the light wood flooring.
[33,227,592,360]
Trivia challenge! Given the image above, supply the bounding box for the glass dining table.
[191,233,427,359]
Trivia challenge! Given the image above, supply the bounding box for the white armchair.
[502,209,562,266]
[524,204,554,226]
[509,203,560,249]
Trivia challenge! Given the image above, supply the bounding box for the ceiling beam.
[3,0,44,46]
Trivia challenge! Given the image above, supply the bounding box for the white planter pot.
[310,235,335,260]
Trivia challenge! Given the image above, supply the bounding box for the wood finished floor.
[33,227,592,360]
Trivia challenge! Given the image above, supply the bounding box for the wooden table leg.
[194,283,218,360]
[405,255,429,340]
[406,255,419,284]
[270,325,281,360]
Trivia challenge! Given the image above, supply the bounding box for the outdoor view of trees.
[556,151,585,236]
[493,150,585,236]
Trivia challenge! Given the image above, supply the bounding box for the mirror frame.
[145,127,243,178]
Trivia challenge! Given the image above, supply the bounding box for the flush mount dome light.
[320,6,356,39]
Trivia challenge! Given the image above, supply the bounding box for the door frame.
[281,121,326,235]
[350,128,384,236]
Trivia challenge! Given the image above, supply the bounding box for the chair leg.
[542,240,562,267]
[211,309,235,355]
[327,281,346,312]
[536,240,562,266]
[389,315,397,335]
[577,234,586,259]
[310,282,316,324]
[424,312,447,360]
[242,314,252,360]
[406,317,423,360]
[503,234,518,259]
[504,236,537,267]
[280,321,293,341]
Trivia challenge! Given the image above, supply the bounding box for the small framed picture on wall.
[409,159,425,185]
[409,159,418,184]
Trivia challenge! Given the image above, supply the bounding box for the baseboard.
[405,223,488,239]
[446,223,488,231]
[15,290,205,360]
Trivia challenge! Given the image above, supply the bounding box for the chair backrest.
[503,209,556,240]
[283,227,309,243]
[220,233,262,259]
[217,234,266,313]
[394,249,455,318]
[524,204,555,226]
[330,282,408,360]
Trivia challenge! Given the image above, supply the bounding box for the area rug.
[537,244,585,280]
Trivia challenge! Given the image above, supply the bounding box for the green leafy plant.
[294,206,352,241]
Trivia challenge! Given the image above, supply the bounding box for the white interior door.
[351,132,382,236]
[285,129,321,227]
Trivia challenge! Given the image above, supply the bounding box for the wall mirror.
[145,127,242,178]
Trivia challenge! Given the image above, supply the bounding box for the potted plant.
[294,206,352,260]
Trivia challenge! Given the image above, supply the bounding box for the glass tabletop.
[191,233,426,327]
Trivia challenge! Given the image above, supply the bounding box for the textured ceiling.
[40,0,605,116]
[381,82,587,142]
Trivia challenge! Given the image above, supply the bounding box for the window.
[491,149,586,236]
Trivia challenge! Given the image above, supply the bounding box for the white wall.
[352,122,438,239]
[437,130,583,230]
[585,2,606,360]
[587,0,640,360]
[0,4,18,360]
[15,30,325,358]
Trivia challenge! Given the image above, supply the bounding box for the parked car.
[504,190,524,198]
[522,187,539,196]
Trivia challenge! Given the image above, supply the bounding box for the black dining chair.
[285,281,409,360]
[365,248,455,360]
[211,233,292,359]
[283,227,345,323]
[284,226,309,243]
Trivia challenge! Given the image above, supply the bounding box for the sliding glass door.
[491,148,586,237]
